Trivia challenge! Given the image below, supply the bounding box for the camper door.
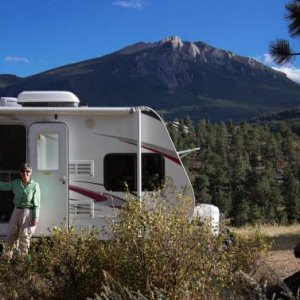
[29,123,68,235]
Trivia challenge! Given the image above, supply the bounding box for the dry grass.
[258,224,300,237]
[232,224,300,281]
[232,224,300,250]
[231,224,300,236]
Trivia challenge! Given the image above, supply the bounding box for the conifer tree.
[283,170,300,223]
[269,1,300,64]
[194,174,212,204]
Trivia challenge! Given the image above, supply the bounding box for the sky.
[2,0,300,83]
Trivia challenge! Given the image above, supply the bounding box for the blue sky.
[2,0,300,82]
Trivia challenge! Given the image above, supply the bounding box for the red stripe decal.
[122,140,181,165]
[69,185,107,202]
[142,145,181,165]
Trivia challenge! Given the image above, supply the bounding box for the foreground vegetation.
[168,118,300,226]
[0,192,272,299]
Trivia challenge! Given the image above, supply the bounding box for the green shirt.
[0,179,40,220]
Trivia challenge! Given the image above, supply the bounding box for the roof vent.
[18,91,80,107]
[0,97,21,107]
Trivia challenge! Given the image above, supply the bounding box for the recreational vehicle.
[0,91,195,238]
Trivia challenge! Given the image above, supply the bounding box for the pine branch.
[269,39,300,64]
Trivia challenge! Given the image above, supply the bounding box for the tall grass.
[233,224,300,250]
[233,224,300,237]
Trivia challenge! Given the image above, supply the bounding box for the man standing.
[0,163,40,257]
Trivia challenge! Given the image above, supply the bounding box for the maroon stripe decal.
[95,133,181,165]
[69,185,107,202]
[142,145,181,165]
[122,140,181,165]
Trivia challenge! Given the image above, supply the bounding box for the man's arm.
[0,181,13,191]
[31,183,41,226]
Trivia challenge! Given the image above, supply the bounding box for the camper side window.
[104,153,165,192]
[0,124,26,223]
[0,125,26,170]
[104,154,136,191]
[142,153,165,191]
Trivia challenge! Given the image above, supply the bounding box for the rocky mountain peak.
[125,35,285,93]
[158,35,200,60]
[187,42,200,58]
[159,35,184,49]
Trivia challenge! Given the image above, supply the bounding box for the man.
[0,163,40,257]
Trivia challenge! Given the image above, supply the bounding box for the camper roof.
[18,91,80,107]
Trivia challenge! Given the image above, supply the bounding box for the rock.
[294,242,300,258]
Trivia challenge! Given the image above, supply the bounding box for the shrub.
[103,191,270,299]
[0,254,50,299]
[30,225,106,299]
[0,188,271,299]
[0,225,107,299]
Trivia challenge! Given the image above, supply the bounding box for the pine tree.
[269,1,300,64]
[194,174,212,204]
[283,171,300,223]
[233,199,250,226]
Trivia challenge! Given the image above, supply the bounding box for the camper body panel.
[0,105,194,238]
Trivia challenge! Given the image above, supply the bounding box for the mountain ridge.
[1,36,300,122]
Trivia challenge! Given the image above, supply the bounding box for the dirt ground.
[234,225,300,283]
[264,249,300,281]
[260,226,300,282]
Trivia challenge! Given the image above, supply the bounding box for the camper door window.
[104,153,165,192]
[37,133,59,170]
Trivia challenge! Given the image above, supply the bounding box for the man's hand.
[31,219,38,227]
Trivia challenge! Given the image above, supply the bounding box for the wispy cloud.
[273,65,300,84]
[257,53,300,85]
[5,56,30,63]
[113,0,144,9]
[261,53,274,65]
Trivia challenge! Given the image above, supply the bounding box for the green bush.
[30,226,106,299]
[102,191,270,299]
[0,225,106,299]
[0,189,272,299]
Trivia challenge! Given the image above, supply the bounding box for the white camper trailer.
[0,91,194,238]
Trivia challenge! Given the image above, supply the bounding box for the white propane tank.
[193,204,220,235]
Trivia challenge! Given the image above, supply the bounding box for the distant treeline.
[167,117,300,226]
[254,107,300,123]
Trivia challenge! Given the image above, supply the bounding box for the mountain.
[2,35,300,121]
[0,74,21,89]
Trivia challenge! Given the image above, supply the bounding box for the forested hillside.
[167,118,300,226]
